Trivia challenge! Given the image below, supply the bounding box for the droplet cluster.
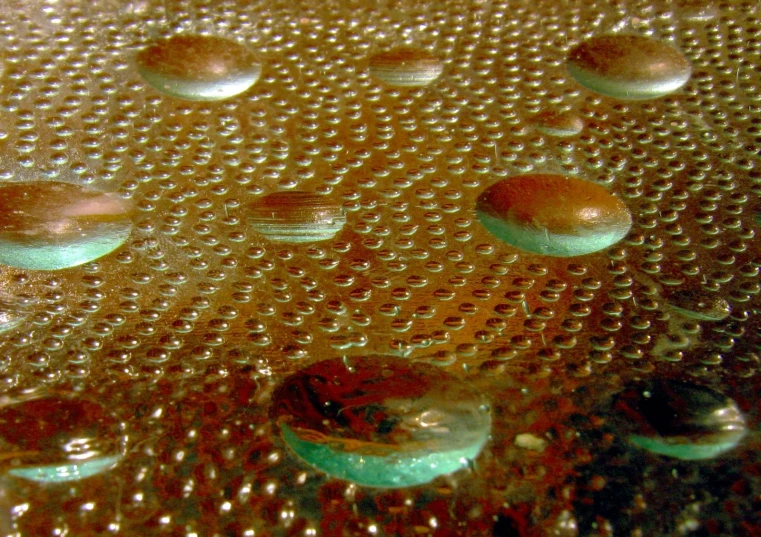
[0,0,758,534]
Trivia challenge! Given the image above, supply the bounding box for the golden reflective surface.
[0,0,759,535]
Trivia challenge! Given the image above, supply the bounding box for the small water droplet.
[248,191,345,243]
[567,35,692,100]
[0,394,126,482]
[476,174,632,257]
[0,182,132,270]
[273,355,491,487]
[137,34,261,101]
[369,47,444,87]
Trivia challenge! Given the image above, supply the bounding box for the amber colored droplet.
[248,191,346,243]
[567,35,692,100]
[533,110,584,137]
[0,394,126,482]
[476,174,632,257]
[369,47,444,87]
[0,182,133,270]
[136,34,261,101]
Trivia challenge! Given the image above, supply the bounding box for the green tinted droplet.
[476,174,632,257]
[273,356,491,488]
[567,35,692,100]
[668,289,731,321]
[137,34,261,101]
[0,182,132,270]
[248,191,345,243]
[0,394,126,483]
[618,380,746,460]
[369,47,444,87]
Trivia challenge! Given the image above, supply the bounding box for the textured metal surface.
[0,0,759,535]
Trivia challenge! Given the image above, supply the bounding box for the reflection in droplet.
[248,191,345,243]
[136,34,261,101]
[668,289,731,321]
[273,355,491,487]
[0,300,26,334]
[0,182,132,270]
[369,47,444,87]
[617,380,747,460]
[533,110,584,137]
[476,174,632,257]
[0,394,126,482]
[567,35,692,100]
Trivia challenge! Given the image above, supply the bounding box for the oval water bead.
[0,181,132,270]
[667,289,731,321]
[476,174,632,257]
[567,35,692,100]
[0,394,126,482]
[368,47,444,87]
[617,380,747,460]
[136,34,261,101]
[248,191,346,243]
[532,110,584,137]
[273,355,491,488]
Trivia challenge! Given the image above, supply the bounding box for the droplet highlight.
[369,47,444,87]
[273,355,491,488]
[0,394,126,482]
[567,35,692,100]
[0,182,132,270]
[248,191,346,243]
[476,174,632,257]
[617,380,747,460]
[136,34,261,101]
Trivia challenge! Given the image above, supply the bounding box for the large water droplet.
[617,380,747,460]
[567,35,692,100]
[137,34,261,101]
[0,299,26,334]
[0,182,132,270]
[0,394,126,482]
[369,47,444,87]
[476,174,632,257]
[532,110,584,137]
[248,191,345,243]
[667,289,731,321]
[273,355,491,488]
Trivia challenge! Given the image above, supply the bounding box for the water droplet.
[0,394,126,482]
[476,174,632,257]
[678,0,718,21]
[273,355,491,487]
[369,47,444,87]
[0,299,26,333]
[0,182,132,270]
[667,289,731,321]
[617,380,747,460]
[567,35,692,100]
[137,35,261,101]
[532,110,584,137]
[248,191,346,243]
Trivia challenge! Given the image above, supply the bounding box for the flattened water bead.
[476,174,632,257]
[667,289,731,321]
[616,380,747,460]
[368,47,444,87]
[137,34,261,101]
[0,394,126,483]
[0,182,132,270]
[273,356,491,488]
[567,35,692,100]
[248,191,346,243]
[532,110,584,137]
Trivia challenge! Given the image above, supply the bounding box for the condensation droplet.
[369,47,444,87]
[476,174,632,257]
[532,110,584,137]
[567,35,692,100]
[617,380,747,460]
[248,191,346,243]
[0,182,133,270]
[137,35,262,101]
[273,355,491,487]
[667,289,731,321]
[0,394,126,482]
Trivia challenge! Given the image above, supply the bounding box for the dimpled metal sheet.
[0,0,759,535]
